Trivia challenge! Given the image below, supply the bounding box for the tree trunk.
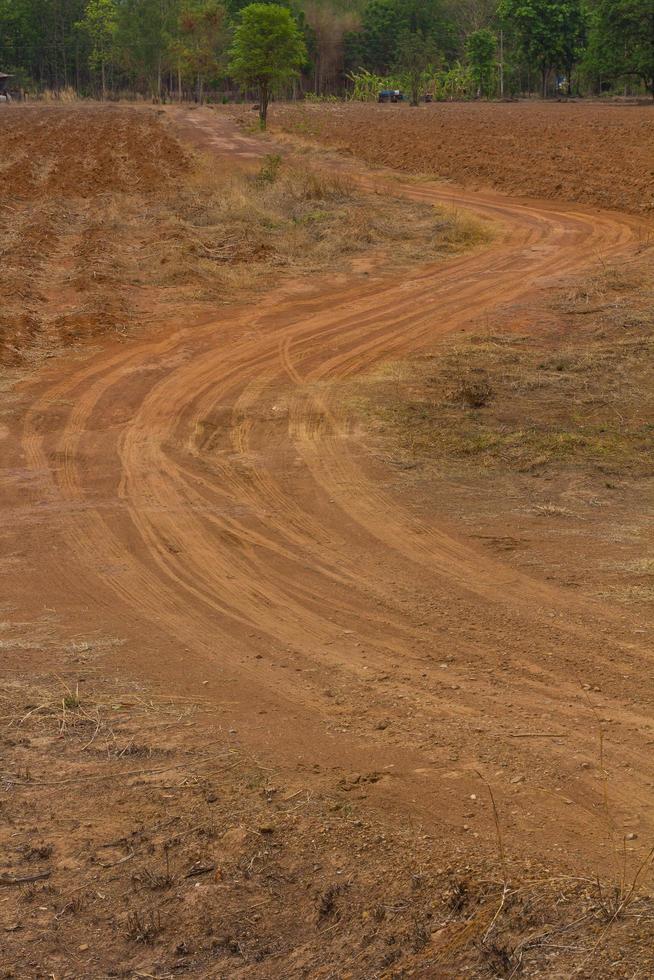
[499,30,504,98]
[259,81,269,130]
[178,62,182,102]
[101,58,106,101]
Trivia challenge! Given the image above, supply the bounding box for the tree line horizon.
[0,0,652,103]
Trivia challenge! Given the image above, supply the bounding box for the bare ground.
[272,101,654,215]
[0,104,478,372]
[3,655,654,978]
[1,103,654,977]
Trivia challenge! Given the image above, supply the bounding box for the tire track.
[14,115,654,855]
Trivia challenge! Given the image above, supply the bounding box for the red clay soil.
[273,101,654,215]
[1,106,654,975]
[1,104,189,200]
[0,105,191,367]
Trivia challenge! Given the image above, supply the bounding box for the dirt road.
[3,109,652,872]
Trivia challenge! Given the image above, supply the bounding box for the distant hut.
[0,73,13,101]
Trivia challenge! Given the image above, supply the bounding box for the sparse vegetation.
[0,105,483,370]
[3,668,654,976]
[360,255,653,476]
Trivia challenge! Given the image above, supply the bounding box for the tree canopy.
[228,3,306,126]
[0,0,652,101]
[585,0,654,96]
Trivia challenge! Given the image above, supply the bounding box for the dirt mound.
[274,102,654,215]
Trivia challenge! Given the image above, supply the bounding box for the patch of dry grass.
[142,151,485,295]
[356,254,654,479]
[0,106,485,370]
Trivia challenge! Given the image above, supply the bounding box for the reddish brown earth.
[1,104,653,976]
[273,100,654,215]
[0,106,192,367]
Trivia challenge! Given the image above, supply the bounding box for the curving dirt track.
[4,108,653,870]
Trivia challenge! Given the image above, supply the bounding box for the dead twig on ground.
[0,871,52,886]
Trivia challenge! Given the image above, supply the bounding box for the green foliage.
[0,0,652,99]
[114,0,181,97]
[348,61,475,102]
[356,0,403,74]
[466,27,496,96]
[228,2,306,126]
[497,0,585,95]
[347,67,389,100]
[439,61,475,99]
[394,28,439,105]
[348,0,454,76]
[173,0,228,100]
[76,0,117,96]
[585,0,654,95]
[0,0,88,89]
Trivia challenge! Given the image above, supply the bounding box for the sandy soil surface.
[1,104,653,976]
[273,101,654,215]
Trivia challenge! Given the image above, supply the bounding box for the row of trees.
[0,0,652,101]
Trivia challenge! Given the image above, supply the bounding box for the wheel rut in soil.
[8,110,652,862]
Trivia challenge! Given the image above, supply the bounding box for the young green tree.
[466,26,496,96]
[76,0,118,98]
[394,28,438,106]
[228,2,306,128]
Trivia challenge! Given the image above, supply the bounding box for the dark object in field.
[378,89,404,103]
[0,72,13,102]
[0,870,51,886]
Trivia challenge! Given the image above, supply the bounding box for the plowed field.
[274,101,654,214]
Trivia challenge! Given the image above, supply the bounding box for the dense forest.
[1,0,653,101]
